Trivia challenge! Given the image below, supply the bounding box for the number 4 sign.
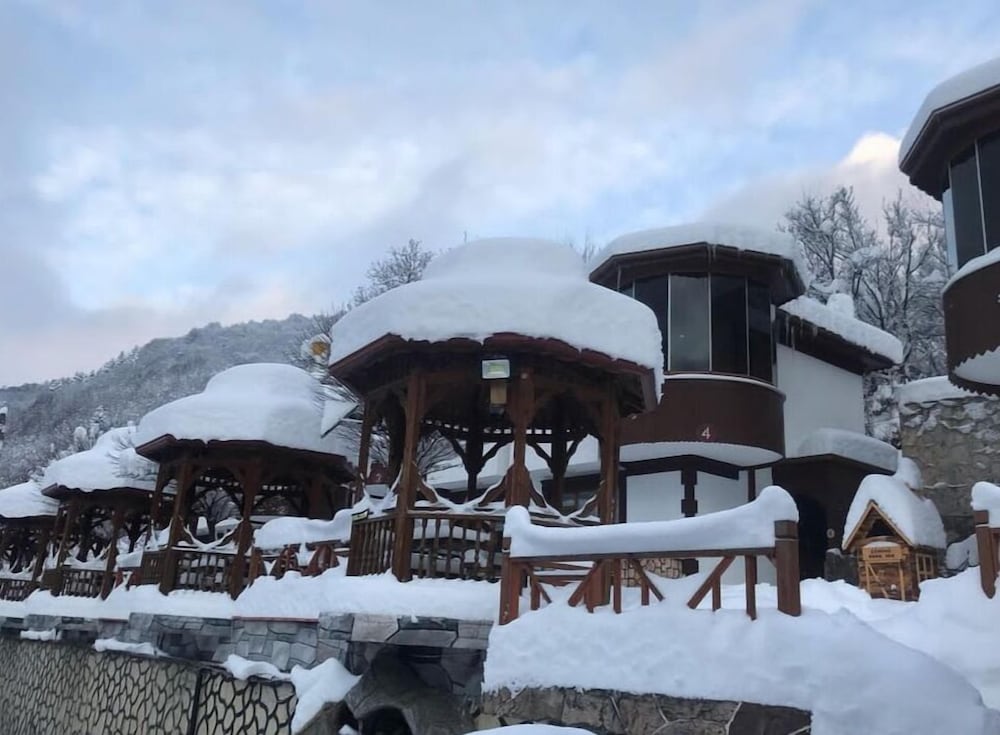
[697,424,713,441]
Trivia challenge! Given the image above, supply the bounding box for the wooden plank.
[744,555,757,620]
[975,510,996,599]
[687,556,734,610]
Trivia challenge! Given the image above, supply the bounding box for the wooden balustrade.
[499,519,801,624]
[975,510,1000,598]
[347,511,511,581]
[39,566,107,598]
[0,577,38,602]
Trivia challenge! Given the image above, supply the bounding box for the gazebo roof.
[0,480,58,520]
[327,238,663,403]
[135,363,354,463]
[41,426,158,498]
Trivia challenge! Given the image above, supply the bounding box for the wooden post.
[54,498,80,569]
[355,399,375,504]
[506,370,535,509]
[0,526,12,571]
[392,371,425,581]
[498,537,520,625]
[975,510,996,598]
[681,466,699,574]
[229,461,261,599]
[466,394,484,500]
[100,506,126,599]
[160,458,195,595]
[747,468,757,502]
[745,469,758,585]
[744,555,758,620]
[31,526,51,583]
[598,383,620,525]
[774,520,801,616]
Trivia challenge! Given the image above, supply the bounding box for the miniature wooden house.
[842,463,945,601]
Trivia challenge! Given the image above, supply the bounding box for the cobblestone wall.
[0,637,296,735]
[899,390,1000,542]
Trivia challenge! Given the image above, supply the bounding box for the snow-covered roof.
[780,296,904,366]
[843,459,946,549]
[901,56,1000,164]
[0,480,58,519]
[42,426,158,494]
[135,363,352,457]
[328,238,664,386]
[898,376,977,405]
[591,223,811,287]
[792,428,898,472]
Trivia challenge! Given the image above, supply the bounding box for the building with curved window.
[590,224,902,579]
[900,57,1000,394]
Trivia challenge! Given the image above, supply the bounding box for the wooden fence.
[499,519,801,624]
[40,567,107,599]
[0,576,37,602]
[975,510,1000,598]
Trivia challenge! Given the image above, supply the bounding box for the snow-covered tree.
[782,187,950,442]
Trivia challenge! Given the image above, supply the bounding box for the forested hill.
[0,314,313,487]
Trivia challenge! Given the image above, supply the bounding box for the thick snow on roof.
[135,363,350,457]
[843,459,946,549]
[792,428,898,472]
[901,56,1000,164]
[0,481,58,519]
[780,295,904,365]
[328,238,664,385]
[592,223,811,286]
[972,481,1000,525]
[505,486,798,558]
[42,426,157,494]
[897,375,976,404]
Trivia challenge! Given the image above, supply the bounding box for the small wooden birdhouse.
[842,462,945,601]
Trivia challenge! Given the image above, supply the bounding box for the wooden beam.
[229,459,262,599]
[100,506,126,599]
[508,369,535,508]
[975,510,996,598]
[354,399,375,504]
[391,370,426,581]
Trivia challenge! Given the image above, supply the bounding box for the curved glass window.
[945,132,1000,269]
[627,273,773,382]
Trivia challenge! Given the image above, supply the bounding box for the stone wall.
[483,687,811,735]
[899,389,1000,542]
[0,637,296,735]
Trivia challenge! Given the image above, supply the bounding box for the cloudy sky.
[1,1,998,386]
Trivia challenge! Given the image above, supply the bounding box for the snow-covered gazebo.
[40,426,162,598]
[328,238,662,582]
[134,363,355,598]
[0,480,58,601]
[842,459,946,601]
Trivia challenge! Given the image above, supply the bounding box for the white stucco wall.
[776,344,865,453]
[625,468,776,584]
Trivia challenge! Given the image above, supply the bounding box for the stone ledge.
[483,687,811,735]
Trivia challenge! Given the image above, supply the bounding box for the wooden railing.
[499,519,801,624]
[138,549,168,588]
[347,511,512,581]
[0,576,38,602]
[171,548,243,594]
[40,566,107,598]
[975,510,1000,598]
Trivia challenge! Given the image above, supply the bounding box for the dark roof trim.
[776,310,896,375]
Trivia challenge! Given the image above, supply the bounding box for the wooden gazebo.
[40,426,163,599]
[328,239,662,582]
[0,481,59,601]
[134,363,355,598]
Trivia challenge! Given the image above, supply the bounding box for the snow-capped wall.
[898,377,1000,542]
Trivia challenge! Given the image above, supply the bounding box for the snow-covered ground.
[485,569,1000,735]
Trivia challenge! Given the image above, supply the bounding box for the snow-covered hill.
[0,314,314,487]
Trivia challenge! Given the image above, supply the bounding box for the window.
[669,275,710,371]
[634,275,669,369]
[748,282,773,382]
[950,146,986,268]
[627,273,774,381]
[978,131,1000,252]
[711,275,747,374]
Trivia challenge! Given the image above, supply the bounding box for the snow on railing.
[499,486,802,624]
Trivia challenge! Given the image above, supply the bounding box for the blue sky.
[1,0,999,385]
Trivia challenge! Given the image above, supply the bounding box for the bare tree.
[352,239,434,306]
